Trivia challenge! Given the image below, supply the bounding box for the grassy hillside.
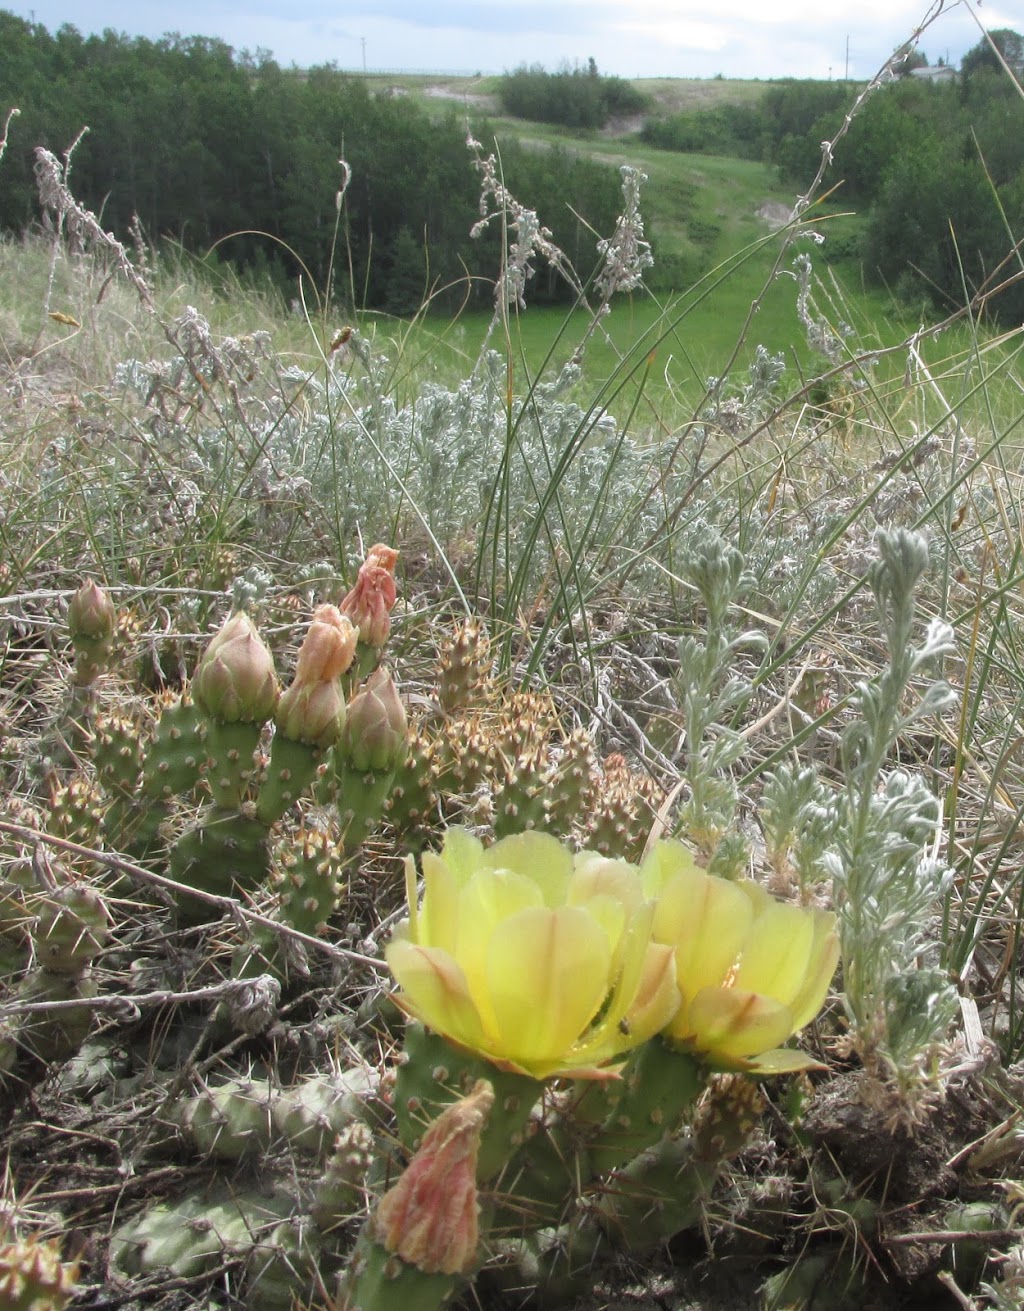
[352,72,923,414]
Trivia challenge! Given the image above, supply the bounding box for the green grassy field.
[345,76,942,417]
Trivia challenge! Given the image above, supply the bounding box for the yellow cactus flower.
[386,829,680,1080]
[642,842,839,1074]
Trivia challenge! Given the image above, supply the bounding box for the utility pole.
[845,35,850,80]
[361,37,367,73]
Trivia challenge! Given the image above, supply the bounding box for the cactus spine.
[0,1232,78,1311]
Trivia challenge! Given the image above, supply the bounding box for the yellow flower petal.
[640,838,702,897]
[570,902,660,1065]
[418,850,460,953]
[482,830,574,905]
[438,827,486,885]
[742,1047,826,1074]
[452,869,545,1039]
[386,940,490,1052]
[683,987,796,1061]
[483,906,610,1067]
[654,865,754,994]
[787,912,840,1030]
[623,941,681,1043]
[569,854,645,910]
[732,901,815,1004]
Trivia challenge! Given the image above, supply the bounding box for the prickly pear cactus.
[0,864,111,1083]
[437,618,492,715]
[271,825,346,937]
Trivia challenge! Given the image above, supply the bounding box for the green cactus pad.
[333,765,397,852]
[271,1069,375,1155]
[394,1023,539,1183]
[245,1218,323,1311]
[312,1120,375,1235]
[142,696,206,800]
[34,884,111,976]
[384,730,438,845]
[255,732,326,825]
[593,1133,714,1248]
[587,1038,704,1175]
[176,1077,275,1160]
[169,809,271,919]
[111,1188,295,1281]
[340,1236,457,1311]
[204,718,264,809]
[14,969,98,1067]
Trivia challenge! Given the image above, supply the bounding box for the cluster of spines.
[386,618,664,860]
[271,825,345,937]
[92,710,144,795]
[583,752,662,863]
[491,745,548,839]
[91,710,145,847]
[0,1230,79,1311]
[436,617,491,716]
[46,775,106,849]
[544,728,599,840]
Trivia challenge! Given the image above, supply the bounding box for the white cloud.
[12,0,1014,77]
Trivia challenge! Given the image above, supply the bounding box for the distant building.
[909,64,958,83]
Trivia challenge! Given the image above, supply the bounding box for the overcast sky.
[8,1,1014,80]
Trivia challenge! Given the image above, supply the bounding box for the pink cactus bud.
[275,678,346,748]
[339,544,399,648]
[67,580,115,643]
[294,605,357,684]
[373,1079,493,1275]
[340,667,408,773]
[192,612,279,724]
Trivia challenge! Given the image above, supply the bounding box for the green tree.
[864,142,1008,316]
[383,227,427,315]
[961,28,1024,80]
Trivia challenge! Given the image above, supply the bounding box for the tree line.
[639,31,1024,323]
[497,60,649,130]
[0,13,630,311]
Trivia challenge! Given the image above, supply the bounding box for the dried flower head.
[373,1079,493,1275]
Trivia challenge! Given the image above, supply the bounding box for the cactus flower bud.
[275,678,346,749]
[339,544,399,648]
[192,612,279,725]
[373,1079,493,1275]
[197,610,253,662]
[294,604,357,684]
[340,668,408,773]
[67,580,116,644]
